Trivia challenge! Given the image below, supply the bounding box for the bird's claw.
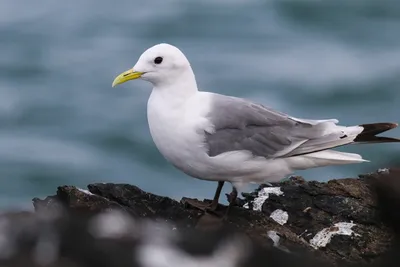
[181,197,225,217]
[181,197,217,211]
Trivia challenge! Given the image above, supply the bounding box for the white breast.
[146,90,214,178]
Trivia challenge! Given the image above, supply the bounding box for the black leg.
[224,186,238,218]
[209,181,224,211]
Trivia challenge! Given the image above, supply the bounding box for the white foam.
[269,209,288,225]
[310,222,359,249]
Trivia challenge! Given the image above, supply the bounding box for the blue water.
[1,0,399,210]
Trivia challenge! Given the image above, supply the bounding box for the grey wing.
[204,94,348,158]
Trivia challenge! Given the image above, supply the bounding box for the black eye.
[154,57,163,64]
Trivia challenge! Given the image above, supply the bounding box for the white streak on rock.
[267,231,280,247]
[78,188,94,196]
[250,187,284,211]
[377,168,389,174]
[310,222,359,249]
[269,209,288,225]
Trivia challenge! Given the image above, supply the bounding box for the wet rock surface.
[1,168,400,267]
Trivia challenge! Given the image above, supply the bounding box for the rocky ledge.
[1,168,400,267]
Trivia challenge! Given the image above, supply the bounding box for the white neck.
[152,67,198,104]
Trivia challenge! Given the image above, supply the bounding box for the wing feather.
[204,94,359,158]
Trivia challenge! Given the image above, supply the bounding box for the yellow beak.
[112,69,143,87]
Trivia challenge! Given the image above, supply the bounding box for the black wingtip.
[355,122,400,143]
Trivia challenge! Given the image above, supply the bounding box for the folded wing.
[204,94,399,159]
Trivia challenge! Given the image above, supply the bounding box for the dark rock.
[245,173,393,263]
[1,168,400,267]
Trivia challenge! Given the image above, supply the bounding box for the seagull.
[112,43,400,215]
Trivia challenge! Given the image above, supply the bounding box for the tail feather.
[354,136,400,144]
[287,122,400,158]
[288,150,368,170]
[354,122,400,143]
[357,122,398,136]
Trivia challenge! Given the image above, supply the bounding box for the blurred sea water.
[0,0,399,209]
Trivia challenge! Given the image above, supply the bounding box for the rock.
[1,168,400,267]
[241,176,392,262]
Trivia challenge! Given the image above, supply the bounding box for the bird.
[112,43,400,216]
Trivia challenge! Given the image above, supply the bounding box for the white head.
[112,43,197,89]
